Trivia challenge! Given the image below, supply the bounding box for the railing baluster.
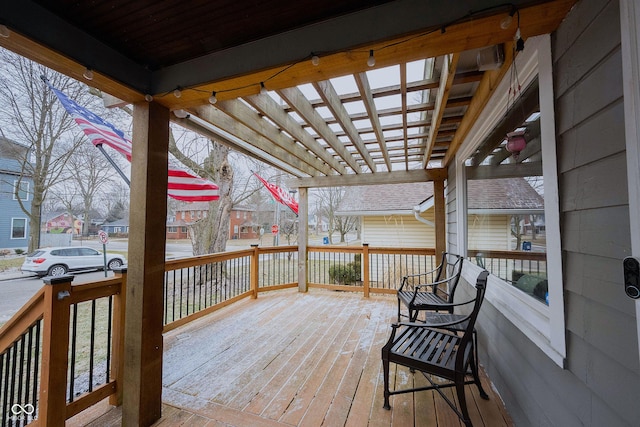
[69,304,78,402]
[88,300,96,393]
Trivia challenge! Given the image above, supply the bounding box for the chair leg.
[469,351,489,400]
[455,377,473,427]
[382,357,391,410]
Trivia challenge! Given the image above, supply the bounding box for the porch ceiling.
[0,0,575,186]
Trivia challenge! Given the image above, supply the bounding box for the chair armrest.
[402,265,442,281]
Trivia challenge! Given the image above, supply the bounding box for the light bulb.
[83,68,94,80]
[0,25,9,38]
[500,15,513,30]
[173,88,182,98]
[367,50,375,67]
[144,94,153,102]
[311,55,320,66]
[174,109,188,119]
[208,91,217,104]
[260,82,268,95]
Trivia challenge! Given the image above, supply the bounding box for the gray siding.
[447,0,640,426]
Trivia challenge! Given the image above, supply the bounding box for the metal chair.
[396,252,464,322]
[382,270,490,427]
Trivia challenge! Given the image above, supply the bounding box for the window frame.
[11,217,27,239]
[13,180,29,201]
[455,34,566,367]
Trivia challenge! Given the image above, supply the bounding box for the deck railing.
[0,245,544,425]
[0,272,126,426]
[467,249,547,281]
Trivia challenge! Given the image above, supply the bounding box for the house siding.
[0,172,30,250]
[362,214,435,248]
[450,1,640,426]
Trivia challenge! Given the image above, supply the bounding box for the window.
[181,226,187,233]
[233,225,239,233]
[244,212,247,219]
[456,35,565,366]
[168,226,177,233]
[236,211,240,219]
[11,218,26,239]
[13,180,29,201]
[465,80,548,305]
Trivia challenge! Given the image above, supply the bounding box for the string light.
[155,5,519,103]
[0,25,9,38]
[82,68,94,80]
[144,94,153,102]
[173,109,189,118]
[367,50,375,67]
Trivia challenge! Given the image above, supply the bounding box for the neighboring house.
[45,211,83,234]
[337,179,543,249]
[0,137,31,251]
[168,202,260,240]
[101,218,130,235]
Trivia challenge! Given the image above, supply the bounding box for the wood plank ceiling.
[0,0,576,187]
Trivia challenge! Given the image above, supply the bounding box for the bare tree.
[0,50,93,251]
[315,187,358,243]
[51,143,119,235]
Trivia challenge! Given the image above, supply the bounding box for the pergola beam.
[354,72,392,171]
[289,169,447,188]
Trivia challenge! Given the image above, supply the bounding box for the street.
[0,270,117,324]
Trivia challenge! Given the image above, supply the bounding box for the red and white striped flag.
[253,172,298,216]
[50,84,219,202]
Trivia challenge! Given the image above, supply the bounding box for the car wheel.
[48,264,68,277]
[107,259,122,270]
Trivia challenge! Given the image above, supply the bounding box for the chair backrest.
[455,270,489,370]
[438,253,464,302]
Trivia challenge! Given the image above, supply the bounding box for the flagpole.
[95,143,131,186]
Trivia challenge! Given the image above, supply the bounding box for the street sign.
[271,224,279,234]
[98,230,109,244]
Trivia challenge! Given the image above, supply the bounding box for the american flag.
[49,84,219,202]
[253,172,298,216]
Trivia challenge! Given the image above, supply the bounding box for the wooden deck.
[68,289,513,426]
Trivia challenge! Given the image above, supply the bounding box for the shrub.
[328,257,362,285]
[14,249,24,255]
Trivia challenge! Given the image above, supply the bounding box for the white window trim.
[455,34,566,367]
[12,180,29,201]
[10,217,27,239]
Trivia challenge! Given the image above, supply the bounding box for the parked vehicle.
[20,246,126,277]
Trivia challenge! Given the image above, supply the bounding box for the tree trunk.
[188,141,233,255]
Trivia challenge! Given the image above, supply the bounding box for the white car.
[21,246,126,277]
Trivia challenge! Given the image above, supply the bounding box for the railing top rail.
[69,277,123,304]
[0,287,45,353]
[368,247,437,255]
[467,249,547,261]
[308,246,365,253]
[165,248,254,270]
[256,246,297,254]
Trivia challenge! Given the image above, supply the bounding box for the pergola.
[0,1,575,424]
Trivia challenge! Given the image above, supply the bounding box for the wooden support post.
[297,187,308,292]
[434,179,446,258]
[122,102,169,426]
[110,267,127,406]
[38,275,74,426]
[362,243,370,298]
[250,244,259,299]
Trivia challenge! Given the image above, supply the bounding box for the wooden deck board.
[69,289,513,427]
